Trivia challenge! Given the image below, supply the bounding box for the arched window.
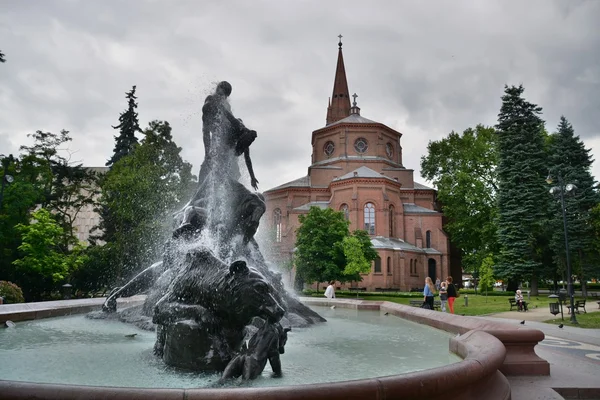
[273,208,282,242]
[414,259,418,276]
[364,203,375,235]
[374,257,381,273]
[340,204,349,221]
[387,257,391,275]
[389,205,395,237]
[410,259,413,275]
[426,230,431,248]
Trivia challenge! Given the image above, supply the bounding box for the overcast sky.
[1,0,599,191]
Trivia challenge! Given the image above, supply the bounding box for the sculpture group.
[99,81,324,382]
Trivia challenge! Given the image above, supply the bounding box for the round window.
[386,143,394,159]
[354,138,368,154]
[324,141,335,157]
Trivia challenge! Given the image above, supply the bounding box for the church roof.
[326,37,352,125]
[264,175,310,192]
[293,201,330,211]
[413,181,434,190]
[403,203,439,214]
[326,113,378,127]
[332,166,398,183]
[370,237,442,254]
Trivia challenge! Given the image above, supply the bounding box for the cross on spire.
[352,93,358,106]
[338,34,343,49]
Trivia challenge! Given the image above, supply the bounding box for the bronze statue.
[99,81,325,381]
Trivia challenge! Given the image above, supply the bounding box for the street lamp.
[0,154,15,210]
[546,172,578,325]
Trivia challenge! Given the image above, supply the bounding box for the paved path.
[484,306,600,399]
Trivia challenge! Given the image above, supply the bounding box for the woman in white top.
[324,281,336,299]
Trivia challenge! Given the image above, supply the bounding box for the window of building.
[364,203,375,234]
[273,208,282,242]
[389,205,395,237]
[387,257,391,275]
[374,257,381,273]
[324,141,335,157]
[354,137,368,154]
[426,230,431,248]
[340,203,349,220]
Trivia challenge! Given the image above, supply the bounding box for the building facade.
[263,41,450,291]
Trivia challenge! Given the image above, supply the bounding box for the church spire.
[326,35,351,125]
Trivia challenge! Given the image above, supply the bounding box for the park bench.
[597,301,600,309]
[509,298,528,311]
[409,300,440,310]
[567,299,587,314]
[348,287,366,292]
[410,287,424,293]
[375,287,400,293]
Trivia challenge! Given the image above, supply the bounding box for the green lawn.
[544,311,600,329]
[309,291,598,328]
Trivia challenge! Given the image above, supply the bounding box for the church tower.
[325,35,351,125]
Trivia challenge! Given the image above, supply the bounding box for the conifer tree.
[0,50,6,63]
[495,85,550,292]
[548,116,600,294]
[106,85,141,167]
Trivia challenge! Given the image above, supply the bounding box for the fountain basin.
[0,297,531,399]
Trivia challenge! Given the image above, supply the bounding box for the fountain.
[0,81,549,400]
[95,80,325,380]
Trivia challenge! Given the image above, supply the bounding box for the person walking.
[446,276,458,314]
[439,281,448,312]
[324,281,336,299]
[423,277,436,310]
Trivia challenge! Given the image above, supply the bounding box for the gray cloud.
[1,0,599,191]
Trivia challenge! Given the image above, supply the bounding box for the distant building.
[263,40,452,291]
[71,166,107,244]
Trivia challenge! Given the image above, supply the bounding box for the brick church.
[263,39,451,291]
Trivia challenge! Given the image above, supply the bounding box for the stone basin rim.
[0,297,520,399]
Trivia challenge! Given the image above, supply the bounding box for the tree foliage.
[295,207,377,285]
[495,85,550,290]
[13,208,87,301]
[106,85,141,167]
[420,125,498,271]
[547,116,600,284]
[0,50,5,63]
[93,120,194,282]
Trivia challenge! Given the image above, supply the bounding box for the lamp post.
[0,154,15,211]
[546,172,578,325]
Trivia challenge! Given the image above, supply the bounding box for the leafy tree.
[19,130,98,249]
[94,120,194,282]
[0,154,43,284]
[294,208,377,287]
[106,85,141,167]
[547,117,600,294]
[478,255,496,293]
[295,207,348,288]
[13,208,86,301]
[421,125,498,272]
[495,85,550,293]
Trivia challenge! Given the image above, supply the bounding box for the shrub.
[0,280,25,304]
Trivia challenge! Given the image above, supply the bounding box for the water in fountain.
[0,307,460,388]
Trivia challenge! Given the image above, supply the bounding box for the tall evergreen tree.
[495,85,550,292]
[0,50,6,63]
[548,116,600,294]
[106,85,141,167]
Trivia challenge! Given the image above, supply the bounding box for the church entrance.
[428,258,436,281]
